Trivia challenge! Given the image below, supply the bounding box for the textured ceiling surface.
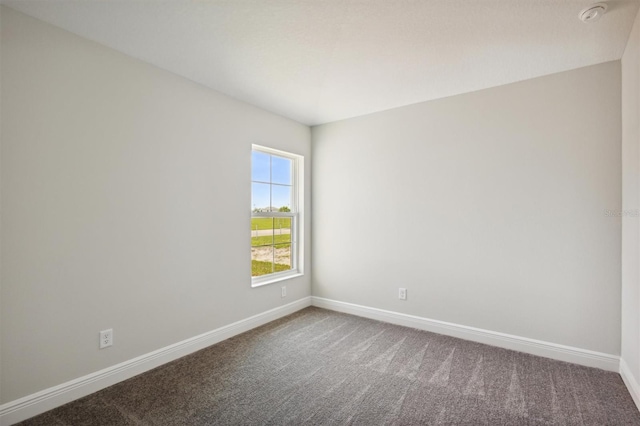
[3,0,639,125]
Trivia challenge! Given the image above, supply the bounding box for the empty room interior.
[2,0,640,424]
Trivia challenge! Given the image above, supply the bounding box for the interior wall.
[312,61,622,355]
[0,3,3,405]
[622,7,640,387]
[0,6,311,403]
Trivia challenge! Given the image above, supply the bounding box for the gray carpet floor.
[18,307,640,425]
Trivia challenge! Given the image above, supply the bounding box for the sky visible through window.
[252,151,292,211]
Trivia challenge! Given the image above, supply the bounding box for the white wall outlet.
[281,286,287,298]
[399,288,407,300]
[100,329,113,349]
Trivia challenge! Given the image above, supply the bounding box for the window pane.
[251,217,274,246]
[252,151,270,183]
[272,184,292,211]
[272,155,292,185]
[274,243,292,270]
[252,245,274,277]
[251,147,300,283]
[252,182,270,212]
[273,217,291,244]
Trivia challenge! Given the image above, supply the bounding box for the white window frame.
[251,145,304,287]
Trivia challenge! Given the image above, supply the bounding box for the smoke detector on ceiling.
[579,3,608,23]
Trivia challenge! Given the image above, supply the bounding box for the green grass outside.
[251,217,293,277]
[251,234,291,247]
[251,217,291,231]
[252,260,291,276]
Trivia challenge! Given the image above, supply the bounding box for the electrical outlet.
[398,288,407,300]
[100,329,113,349]
[281,286,287,298]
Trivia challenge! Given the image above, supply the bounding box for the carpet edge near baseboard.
[620,358,640,412]
[0,296,312,426]
[310,296,620,372]
[3,296,632,425]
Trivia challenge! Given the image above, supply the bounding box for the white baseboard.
[0,297,311,426]
[620,358,640,411]
[1,295,631,425]
[311,296,620,372]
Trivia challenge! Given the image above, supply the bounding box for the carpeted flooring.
[18,307,640,425]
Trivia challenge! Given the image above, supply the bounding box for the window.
[251,145,303,286]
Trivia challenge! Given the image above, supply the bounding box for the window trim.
[251,145,304,287]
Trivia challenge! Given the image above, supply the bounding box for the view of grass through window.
[251,150,294,277]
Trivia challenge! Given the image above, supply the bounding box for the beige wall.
[0,7,311,403]
[312,61,622,355]
[622,7,640,387]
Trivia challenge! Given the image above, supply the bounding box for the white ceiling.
[3,0,639,126]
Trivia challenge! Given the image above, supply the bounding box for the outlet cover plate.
[399,288,407,300]
[100,329,113,349]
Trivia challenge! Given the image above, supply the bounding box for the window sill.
[251,271,304,288]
